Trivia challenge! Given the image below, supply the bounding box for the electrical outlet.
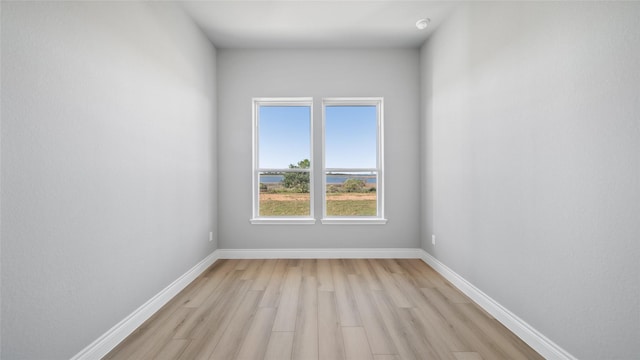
[209,232,213,242]
[432,234,436,245]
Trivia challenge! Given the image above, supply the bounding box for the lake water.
[260,175,376,184]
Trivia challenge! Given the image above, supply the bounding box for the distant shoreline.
[260,174,376,184]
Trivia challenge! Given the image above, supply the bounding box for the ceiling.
[180,1,457,49]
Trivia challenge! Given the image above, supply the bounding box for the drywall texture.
[1,2,217,358]
[420,3,640,359]
[217,49,421,249]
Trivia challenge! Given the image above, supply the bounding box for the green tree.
[343,178,366,192]
[282,159,310,193]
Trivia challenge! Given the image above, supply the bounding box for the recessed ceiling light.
[416,18,430,30]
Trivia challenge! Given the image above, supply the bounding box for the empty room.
[1,1,638,359]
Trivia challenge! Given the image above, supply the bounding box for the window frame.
[321,97,387,224]
[250,97,315,224]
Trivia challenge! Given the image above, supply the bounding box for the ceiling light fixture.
[416,18,430,30]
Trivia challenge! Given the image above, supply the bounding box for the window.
[251,98,315,224]
[251,97,385,225]
[322,98,386,224]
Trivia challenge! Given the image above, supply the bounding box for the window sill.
[250,218,317,225]
[321,218,388,225]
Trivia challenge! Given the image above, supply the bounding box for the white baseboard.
[215,247,423,259]
[70,251,220,360]
[418,249,576,360]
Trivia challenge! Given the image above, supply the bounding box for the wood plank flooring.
[104,259,543,360]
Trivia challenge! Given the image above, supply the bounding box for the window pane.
[325,106,377,169]
[259,172,310,216]
[259,106,310,169]
[325,172,377,216]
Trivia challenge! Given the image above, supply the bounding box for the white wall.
[0,2,217,358]
[420,2,640,359]
[217,49,420,249]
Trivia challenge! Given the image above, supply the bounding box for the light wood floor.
[105,259,543,360]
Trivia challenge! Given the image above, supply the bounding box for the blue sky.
[325,106,377,168]
[259,105,377,169]
[259,106,310,168]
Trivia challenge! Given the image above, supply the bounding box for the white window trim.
[250,97,316,224]
[321,97,387,224]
